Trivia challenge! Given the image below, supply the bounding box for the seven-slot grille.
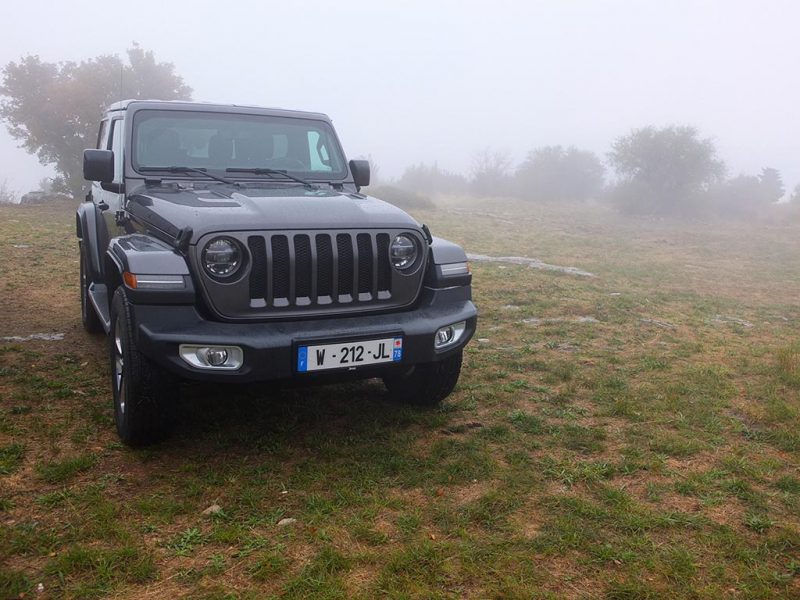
[246,231,394,309]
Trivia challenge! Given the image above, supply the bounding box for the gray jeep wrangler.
[77,100,477,446]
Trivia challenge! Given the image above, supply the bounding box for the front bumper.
[131,285,477,383]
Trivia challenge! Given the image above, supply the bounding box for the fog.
[1,0,799,195]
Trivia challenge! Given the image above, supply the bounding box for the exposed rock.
[639,318,677,329]
[277,517,297,526]
[521,316,599,325]
[1,333,65,342]
[467,253,595,277]
[710,315,754,328]
[202,504,223,516]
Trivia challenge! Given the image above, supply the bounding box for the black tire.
[383,350,463,406]
[110,287,179,446]
[79,242,104,334]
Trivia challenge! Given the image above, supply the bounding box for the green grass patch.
[36,454,97,483]
[0,443,24,475]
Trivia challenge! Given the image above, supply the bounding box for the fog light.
[434,321,467,349]
[205,348,228,366]
[179,344,243,370]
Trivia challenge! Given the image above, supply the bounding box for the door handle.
[97,200,109,211]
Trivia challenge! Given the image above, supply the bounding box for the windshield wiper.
[140,166,236,185]
[226,167,318,190]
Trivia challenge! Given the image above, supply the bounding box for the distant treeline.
[372,125,798,217]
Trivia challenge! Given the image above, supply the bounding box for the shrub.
[366,185,435,210]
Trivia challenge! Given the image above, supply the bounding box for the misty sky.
[1,0,798,196]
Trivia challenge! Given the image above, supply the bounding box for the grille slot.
[377,233,391,292]
[356,233,373,296]
[271,235,290,304]
[336,234,354,300]
[295,234,312,300]
[248,236,268,307]
[316,234,333,299]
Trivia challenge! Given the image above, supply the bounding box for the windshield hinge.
[175,227,193,253]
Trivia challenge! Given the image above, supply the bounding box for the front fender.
[425,237,472,288]
[430,236,468,264]
[76,203,102,280]
[107,234,194,304]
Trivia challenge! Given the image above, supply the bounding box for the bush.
[397,162,467,196]
[366,185,435,210]
[605,179,707,216]
[514,145,604,202]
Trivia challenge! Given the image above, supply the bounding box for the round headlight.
[390,234,418,271]
[202,237,242,278]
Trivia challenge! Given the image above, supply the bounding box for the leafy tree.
[608,125,725,215]
[0,44,191,197]
[514,145,604,202]
[758,167,784,203]
[470,148,512,197]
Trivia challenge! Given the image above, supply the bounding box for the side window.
[307,131,332,172]
[109,119,125,182]
[96,120,109,149]
[272,134,288,159]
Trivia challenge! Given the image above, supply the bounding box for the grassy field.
[1,197,799,599]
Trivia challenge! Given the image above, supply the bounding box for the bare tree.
[470,147,512,196]
[354,154,381,186]
[398,161,467,195]
[0,179,18,203]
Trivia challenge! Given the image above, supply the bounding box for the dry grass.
[1,197,799,599]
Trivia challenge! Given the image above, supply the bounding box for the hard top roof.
[105,99,331,121]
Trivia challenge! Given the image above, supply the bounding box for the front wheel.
[110,288,178,446]
[383,350,463,406]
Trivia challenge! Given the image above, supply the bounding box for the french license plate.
[297,336,403,372]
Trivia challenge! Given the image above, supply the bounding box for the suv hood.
[125,184,421,243]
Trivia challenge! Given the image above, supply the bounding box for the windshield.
[131,109,347,180]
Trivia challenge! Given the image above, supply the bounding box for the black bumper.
[131,286,477,383]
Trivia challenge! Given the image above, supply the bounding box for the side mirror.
[83,149,114,183]
[349,159,370,190]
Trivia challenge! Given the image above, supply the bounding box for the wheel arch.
[76,203,103,281]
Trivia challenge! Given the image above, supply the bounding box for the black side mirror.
[349,159,370,190]
[83,149,114,183]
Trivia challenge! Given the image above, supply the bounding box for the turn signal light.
[123,271,137,288]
